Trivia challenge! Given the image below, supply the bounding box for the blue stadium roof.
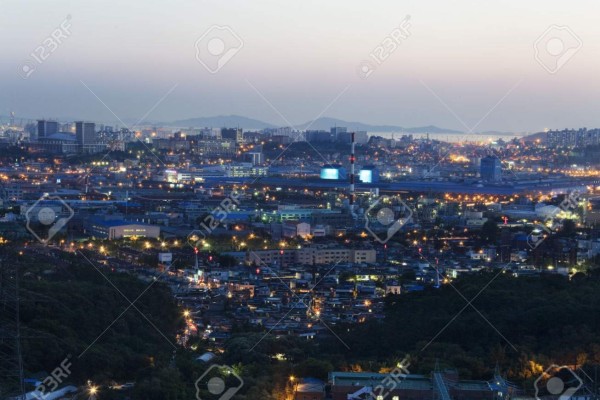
[89,218,151,227]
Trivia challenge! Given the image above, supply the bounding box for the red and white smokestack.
[350,131,355,205]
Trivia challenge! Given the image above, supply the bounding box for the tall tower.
[480,156,502,181]
[349,132,356,206]
[75,121,96,150]
[37,120,59,139]
[221,128,243,143]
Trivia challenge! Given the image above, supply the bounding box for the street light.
[289,376,298,400]
[86,381,98,400]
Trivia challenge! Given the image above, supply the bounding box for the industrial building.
[320,164,347,180]
[329,369,517,400]
[359,165,379,183]
[86,218,160,240]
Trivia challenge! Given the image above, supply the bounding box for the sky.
[2,0,600,133]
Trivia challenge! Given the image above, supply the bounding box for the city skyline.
[4,2,600,399]
[3,0,600,132]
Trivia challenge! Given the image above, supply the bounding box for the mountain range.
[170,115,463,134]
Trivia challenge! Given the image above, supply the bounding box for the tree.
[293,358,333,380]
[480,220,499,244]
[219,254,238,267]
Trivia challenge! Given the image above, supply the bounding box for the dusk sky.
[3,0,600,132]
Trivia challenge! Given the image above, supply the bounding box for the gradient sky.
[2,0,600,132]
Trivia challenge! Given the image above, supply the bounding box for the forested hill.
[3,247,183,396]
[337,272,600,382]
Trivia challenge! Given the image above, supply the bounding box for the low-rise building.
[283,221,311,239]
[86,218,160,239]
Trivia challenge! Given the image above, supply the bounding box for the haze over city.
[3,0,600,132]
[4,2,600,400]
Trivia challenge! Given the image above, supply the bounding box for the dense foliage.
[2,248,184,398]
[336,272,600,382]
[6,247,600,398]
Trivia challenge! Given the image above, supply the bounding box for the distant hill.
[169,115,461,133]
[297,117,462,134]
[171,115,277,129]
[521,131,547,142]
[479,130,520,136]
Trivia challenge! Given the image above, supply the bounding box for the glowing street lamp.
[86,381,98,400]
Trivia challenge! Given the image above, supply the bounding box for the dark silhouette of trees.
[481,220,500,244]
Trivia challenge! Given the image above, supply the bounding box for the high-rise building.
[480,156,502,181]
[37,120,59,139]
[306,130,332,143]
[75,121,96,146]
[547,128,600,148]
[221,128,243,143]
[334,130,368,144]
[355,131,369,144]
[330,126,347,141]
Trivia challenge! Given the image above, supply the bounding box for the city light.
[7,9,600,397]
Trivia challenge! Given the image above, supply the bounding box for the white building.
[283,221,311,238]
